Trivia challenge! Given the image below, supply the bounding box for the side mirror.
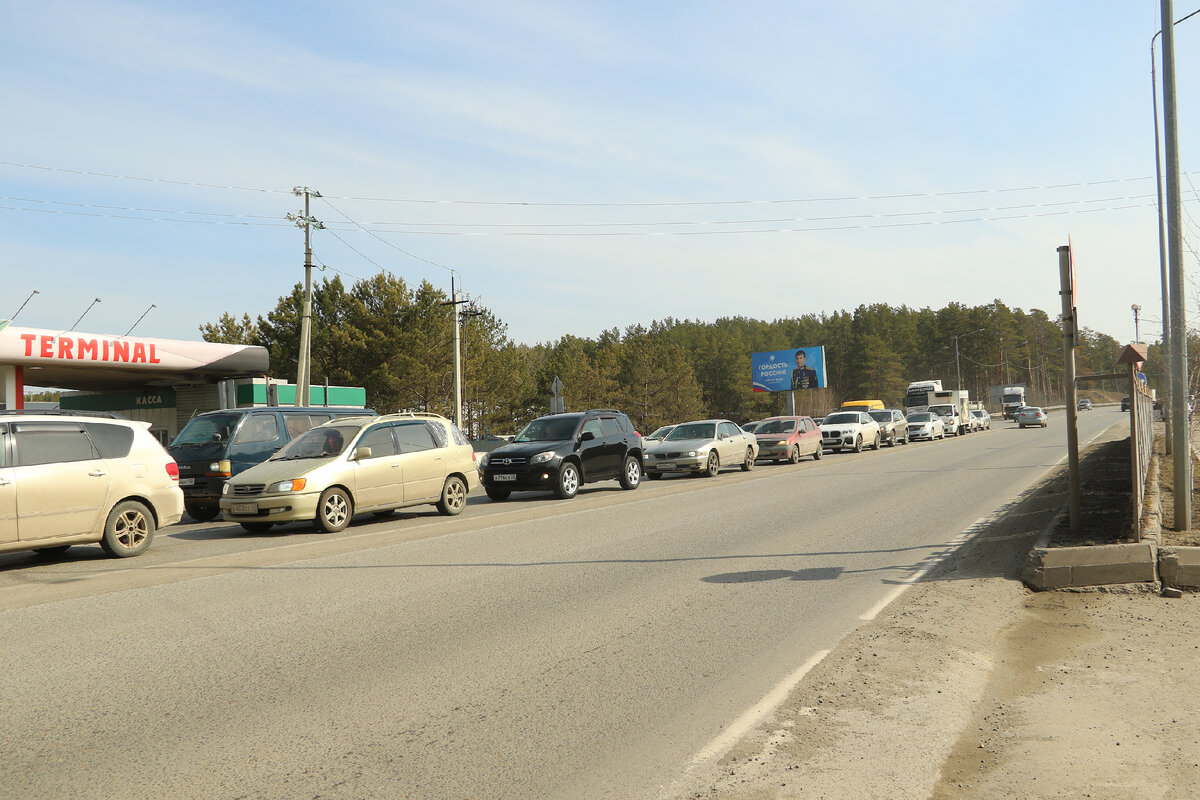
[580,431,596,442]
[719,432,729,440]
[351,446,373,460]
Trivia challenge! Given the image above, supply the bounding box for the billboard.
[752,346,827,392]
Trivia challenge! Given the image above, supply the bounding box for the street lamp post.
[1132,303,1142,342]
[953,327,987,391]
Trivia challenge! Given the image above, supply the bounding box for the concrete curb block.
[1022,426,1172,593]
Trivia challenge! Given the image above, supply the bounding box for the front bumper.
[220,492,320,523]
[820,430,859,449]
[479,460,565,490]
[755,441,792,459]
[644,453,707,474]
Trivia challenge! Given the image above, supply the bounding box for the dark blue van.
[167,406,374,521]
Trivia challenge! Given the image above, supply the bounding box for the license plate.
[659,462,675,470]
[178,478,194,487]
[230,503,258,514]
[494,474,517,482]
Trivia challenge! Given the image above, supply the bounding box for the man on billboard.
[790,349,819,390]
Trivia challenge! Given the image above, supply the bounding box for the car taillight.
[166,461,180,481]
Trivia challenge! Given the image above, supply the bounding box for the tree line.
[202,271,1163,437]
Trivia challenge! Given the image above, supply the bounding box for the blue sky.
[2,1,1197,354]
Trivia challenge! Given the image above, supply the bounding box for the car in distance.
[970,409,992,430]
[644,419,758,478]
[1016,407,1049,428]
[1077,398,1093,411]
[753,415,822,463]
[478,409,643,500]
[220,413,477,533]
[0,412,183,558]
[928,403,967,436]
[868,408,909,446]
[819,410,882,453]
[905,411,946,441]
[642,424,676,449]
[741,420,763,435]
[1121,397,1131,412]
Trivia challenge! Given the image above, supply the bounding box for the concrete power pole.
[1161,0,1191,526]
[288,187,323,408]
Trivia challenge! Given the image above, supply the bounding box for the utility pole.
[1059,244,1081,532]
[1161,0,1191,526]
[288,187,323,408]
[441,275,481,429]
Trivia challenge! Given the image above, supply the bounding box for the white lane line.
[858,520,984,621]
[682,648,832,774]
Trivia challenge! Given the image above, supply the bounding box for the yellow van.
[840,399,885,412]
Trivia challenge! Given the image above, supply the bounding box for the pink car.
[753,415,823,463]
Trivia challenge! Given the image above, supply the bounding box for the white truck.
[1001,386,1027,420]
[927,389,972,436]
[903,380,943,415]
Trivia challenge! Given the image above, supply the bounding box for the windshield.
[928,405,953,416]
[756,419,797,434]
[171,413,242,447]
[666,422,716,440]
[646,426,674,439]
[823,413,861,425]
[868,412,891,423]
[971,410,983,417]
[515,417,580,442]
[1003,394,1023,403]
[908,413,934,422]
[274,424,360,460]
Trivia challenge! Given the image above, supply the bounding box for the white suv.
[0,412,184,558]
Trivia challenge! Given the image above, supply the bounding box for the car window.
[82,422,136,458]
[581,419,604,439]
[172,412,242,446]
[234,414,281,444]
[719,422,741,437]
[13,422,99,466]
[599,417,622,437]
[394,421,437,453]
[358,425,398,458]
[285,413,330,438]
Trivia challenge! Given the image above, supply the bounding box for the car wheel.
[315,487,352,533]
[888,432,897,447]
[100,500,155,558]
[436,475,468,515]
[813,446,822,461]
[853,435,863,453]
[554,462,580,499]
[485,486,511,501]
[1019,423,1025,428]
[240,521,274,533]
[871,433,881,451]
[705,451,720,477]
[619,456,642,490]
[741,447,755,471]
[185,502,220,522]
[789,445,801,464]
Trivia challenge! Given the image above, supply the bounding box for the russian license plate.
[659,462,675,470]
[494,474,517,482]
[178,478,194,487]
[230,503,258,514]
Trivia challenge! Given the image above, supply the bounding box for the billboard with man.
[751,346,827,392]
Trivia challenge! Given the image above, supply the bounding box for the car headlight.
[267,478,307,493]
[479,453,490,467]
[686,449,700,458]
[530,451,556,465]
[774,439,787,446]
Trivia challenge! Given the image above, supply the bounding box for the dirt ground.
[663,421,1200,800]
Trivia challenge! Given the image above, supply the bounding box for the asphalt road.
[0,409,1121,800]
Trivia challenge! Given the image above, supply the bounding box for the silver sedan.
[644,419,759,478]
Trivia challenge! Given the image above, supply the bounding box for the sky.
[2,1,1198,357]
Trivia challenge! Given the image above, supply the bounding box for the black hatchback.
[478,410,644,500]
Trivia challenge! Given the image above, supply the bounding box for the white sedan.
[906,411,947,441]
[819,410,882,453]
[644,419,759,478]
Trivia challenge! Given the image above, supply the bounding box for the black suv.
[479,409,644,500]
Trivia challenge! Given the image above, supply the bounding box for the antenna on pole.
[69,298,101,331]
[123,304,157,336]
[10,289,39,321]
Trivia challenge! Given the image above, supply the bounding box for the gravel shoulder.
[664,421,1200,800]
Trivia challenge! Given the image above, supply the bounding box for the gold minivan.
[219,413,477,533]
[0,413,184,558]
